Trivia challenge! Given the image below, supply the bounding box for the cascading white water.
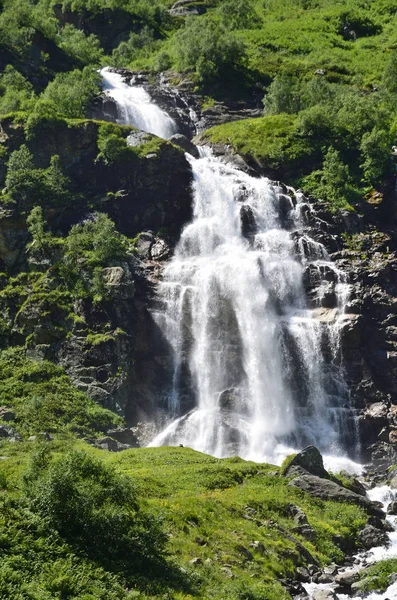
[100,67,177,139]
[150,148,353,463]
[99,67,356,463]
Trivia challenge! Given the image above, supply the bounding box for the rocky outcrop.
[283,446,328,478]
[0,116,192,271]
[289,474,384,516]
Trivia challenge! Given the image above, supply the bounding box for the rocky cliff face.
[0,112,192,425]
[301,191,397,468]
[2,73,397,466]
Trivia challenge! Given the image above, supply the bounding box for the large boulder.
[358,524,389,549]
[283,446,328,478]
[289,474,384,517]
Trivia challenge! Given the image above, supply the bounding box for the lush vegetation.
[0,435,371,600]
[358,558,397,592]
[1,0,397,207]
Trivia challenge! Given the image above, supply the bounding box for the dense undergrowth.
[0,437,371,599]
[1,0,397,207]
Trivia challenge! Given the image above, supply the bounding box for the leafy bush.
[41,67,101,118]
[360,126,391,186]
[217,0,260,30]
[263,74,302,115]
[0,347,121,435]
[24,449,167,567]
[173,16,246,84]
[60,212,129,299]
[57,23,104,65]
[111,26,158,67]
[0,65,36,114]
[5,145,73,209]
[97,123,131,164]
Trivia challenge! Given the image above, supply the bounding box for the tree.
[218,0,260,30]
[41,67,101,118]
[360,127,391,186]
[319,146,351,207]
[383,53,397,95]
[263,75,302,115]
[174,17,246,84]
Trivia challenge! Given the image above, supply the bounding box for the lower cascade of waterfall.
[150,148,356,465]
[305,485,397,600]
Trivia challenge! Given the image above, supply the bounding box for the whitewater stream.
[100,67,397,600]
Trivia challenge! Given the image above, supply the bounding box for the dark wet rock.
[0,407,15,422]
[296,566,311,582]
[170,134,199,158]
[358,524,389,549]
[240,205,257,238]
[284,446,328,478]
[106,427,139,446]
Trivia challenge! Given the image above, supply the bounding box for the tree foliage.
[174,17,246,84]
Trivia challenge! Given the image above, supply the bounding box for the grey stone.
[358,524,389,549]
[335,569,361,586]
[284,446,328,478]
[289,473,384,517]
[170,134,199,158]
[312,589,337,600]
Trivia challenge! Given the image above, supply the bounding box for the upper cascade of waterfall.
[100,67,177,139]
[150,147,353,464]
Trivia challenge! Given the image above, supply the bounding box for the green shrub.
[173,16,246,84]
[0,347,121,435]
[0,65,36,114]
[218,0,260,30]
[360,126,391,186]
[5,145,73,209]
[57,23,104,65]
[97,123,131,164]
[41,68,101,118]
[263,74,302,115]
[59,212,129,299]
[24,449,167,567]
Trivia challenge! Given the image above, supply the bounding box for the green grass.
[0,347,121,436]
[0,442,370,599]
[202,114,317,176]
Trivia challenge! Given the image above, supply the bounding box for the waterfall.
[100,67,356,464]
[150,149,353,464]
[100,67,177,139]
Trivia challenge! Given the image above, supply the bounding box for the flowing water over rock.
[305,485,397,600]
[100,67,358,464]
[150,149,354,463]
[100,67,177,138]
